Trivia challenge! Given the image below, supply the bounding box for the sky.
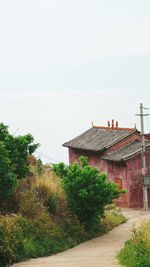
[0,1,150,163]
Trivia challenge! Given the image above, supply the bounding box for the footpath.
[13,209,150,267]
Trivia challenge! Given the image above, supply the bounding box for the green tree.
[0,123,39,179]
[0,123,39,207]
[0,142,17,206]
[53,156,126,228]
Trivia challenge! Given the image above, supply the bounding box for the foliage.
[117,221,150,267]
[102,206,127,231]
[0,123,39,179]
[30,170,66,220]
[53,156,126,228]
[0,142,17,207]
[52,162,69,179]
[0,154,127,265]
[0,177,127,266]
[18,191,46,220]
[0,123,39,207]
[48,194,58,214]
[0,206,126,266]
[0,216,24,267]
[35,159,45,176]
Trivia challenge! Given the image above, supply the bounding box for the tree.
[0,123,39,179]
[53,157,126,228]
[0,142,17,205]
[0,123,39,206]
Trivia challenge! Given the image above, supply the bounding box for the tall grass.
[117,220,150,267]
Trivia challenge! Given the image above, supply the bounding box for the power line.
[35,150,61,163]
[9,125,62,164]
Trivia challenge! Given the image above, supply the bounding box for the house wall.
[69,147,150,208]
[69,148,129,207]
[126,152,150,208]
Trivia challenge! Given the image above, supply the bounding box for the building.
[63,120,150,208]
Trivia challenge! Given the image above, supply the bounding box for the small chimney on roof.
[116,121,118,129]
[107,120,110,128]
[112,119,114,128]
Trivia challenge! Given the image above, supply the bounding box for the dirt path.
[13,209,150,267]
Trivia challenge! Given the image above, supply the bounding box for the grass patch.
[0,204,126,266]
[117,220,150,267]
[103,206,127,231]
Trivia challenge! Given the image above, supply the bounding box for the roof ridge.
[92,125,137,131]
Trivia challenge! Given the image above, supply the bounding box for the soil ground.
[12,209,150,267]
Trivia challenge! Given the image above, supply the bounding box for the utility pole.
[136,103,149,211]
[140,103,148,211]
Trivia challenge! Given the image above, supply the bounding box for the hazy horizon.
[0,1,150,163]
[1,88,150,164]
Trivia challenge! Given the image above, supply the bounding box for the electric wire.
[34,150,61,164]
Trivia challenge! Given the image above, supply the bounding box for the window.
[114,177,122,190]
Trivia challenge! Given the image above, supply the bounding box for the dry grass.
[31,170,64,199]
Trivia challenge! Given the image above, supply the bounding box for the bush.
[0,216,24,266]
[103,207,127,230]
[117,221,150,267]
[30,171,67,221]
[48,194,58,214]
[18,191,46,220]
[53,156,126,228]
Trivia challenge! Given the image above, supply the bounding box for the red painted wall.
[69,148,150,208]
[69,148,129,207]
[126,152,150,208]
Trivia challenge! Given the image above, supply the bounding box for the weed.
[117,220,150,267]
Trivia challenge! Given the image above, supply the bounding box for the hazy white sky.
[0,1,150,163]
[1,89,150,164]
[1,1,150,76]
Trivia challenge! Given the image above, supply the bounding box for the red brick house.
[63,120,150,208]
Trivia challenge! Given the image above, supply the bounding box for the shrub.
[35,159,45,176]
[48,194,58,214]
[18,191,46,220]
[103,207,127,230]
[53,157,126,228]
[61,211,86,244]
[117,221,150,267]
[31,171,67,221]
[0,216,24,266]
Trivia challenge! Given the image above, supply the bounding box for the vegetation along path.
[13,209,150,267]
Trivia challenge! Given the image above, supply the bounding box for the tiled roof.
[103,139,150,163]
[63,127,138,152]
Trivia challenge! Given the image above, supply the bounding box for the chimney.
[116,121,118,129]
[107,120,110,128]
[112,119,114,128]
